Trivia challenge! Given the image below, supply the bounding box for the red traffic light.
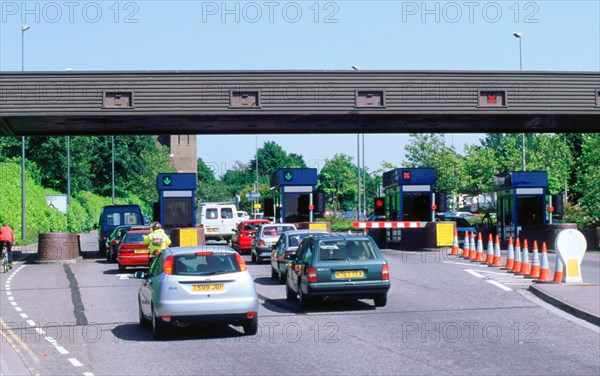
[431,204,437,211]
[308,204,315,211]
[375,199,384,207]
[549,206,554,212]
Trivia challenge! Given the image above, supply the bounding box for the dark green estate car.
[285,235,390,309]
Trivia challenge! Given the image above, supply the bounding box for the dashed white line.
[19,313,28,318]
[14,307,22,312]
[465,269,485,278]
[486,280,513,291]
[8,296,14,301]
[6,291,12,295]
[10,301,17,306]
[35,328,46,335]
[26,320,36,327]
[56,346,69,355]
[83,372,95,376]
[68,358,83,367]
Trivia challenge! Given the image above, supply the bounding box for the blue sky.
[1,1,598,173]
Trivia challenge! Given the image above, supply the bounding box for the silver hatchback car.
[136,246,259,339]
[250,223,297,263]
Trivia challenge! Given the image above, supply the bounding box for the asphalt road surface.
[1,233,598,376]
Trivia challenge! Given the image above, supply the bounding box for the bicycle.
[0,247,9,273]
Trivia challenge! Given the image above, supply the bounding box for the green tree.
[317,154,357,212]
[574,134,600,225]
[460,145,497,209]
[404,134,461,192]
[197,158,217,183]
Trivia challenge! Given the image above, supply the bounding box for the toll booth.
[382,168,436,221]
[494,171,548,243]
[270,168,318,223]
[157,173,197,230]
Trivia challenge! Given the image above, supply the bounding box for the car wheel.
[106,250,111,262]
[298,285,313,309]
[118,264,126,272]
[374,294,388,307]
[139,299,150,329]
[152,306,168,340]
[286,281,296,301]
[99,242,106,257]
[242,317,258,336]
[277,268,285,284]
[270,266,278,280]
[251,251,257,263]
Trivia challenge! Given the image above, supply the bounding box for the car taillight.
[307,267,317,283]
[382,262,389,280]
[112,239,120,245]
[246,311,256,319]
[259,239,265,246]
[163,255,174,275]
[234,252,247,271]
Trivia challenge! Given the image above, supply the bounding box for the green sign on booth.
[162,175,172,186]
[284,171,294,182]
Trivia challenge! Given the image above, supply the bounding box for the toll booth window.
[403,192,430,221]
[206,209,218,219]
[107,213,121,226]
[124,212,139,225]
[221,208,233,219]
[165,198,193,227]
[517,196,544,225]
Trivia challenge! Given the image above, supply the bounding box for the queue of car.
[102,216,390,340]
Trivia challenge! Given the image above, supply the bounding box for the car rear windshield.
[289,233,315,247]
[173,254,241,276]
[243,223,261,231]
[318,239,379,261]
[122,232,148,244]
[262,226,295,237]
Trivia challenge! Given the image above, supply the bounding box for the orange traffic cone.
[527,240,540,279]
[485,234,494,265]
[474,233,485,262]
[492,235,503,267]
[503,236,514,270]
[450,229,459,255]
[511,238,522,273]
[553,254,564,283]
[462,231,470,258]
[469,232,476,260]
[536,242,552,282]
[519,239,531,276]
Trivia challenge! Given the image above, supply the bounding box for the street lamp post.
[513,32,526,171]
[111,136,115,204]
[21,25,30,241]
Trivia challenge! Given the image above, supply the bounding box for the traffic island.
[529,283,600,327]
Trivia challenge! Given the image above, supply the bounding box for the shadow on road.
[253,277,281,286]
[112,323,248,342]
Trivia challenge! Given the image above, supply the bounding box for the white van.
[196,203,239,241]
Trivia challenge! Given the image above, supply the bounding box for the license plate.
[206,228,218,233]
[134,249,148,254]
[192,284,224,292]
[334,270,364,279]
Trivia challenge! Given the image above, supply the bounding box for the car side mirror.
[285,253,295,260]
[133,271,147,279]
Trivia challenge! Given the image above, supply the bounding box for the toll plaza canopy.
[1,70,599,136]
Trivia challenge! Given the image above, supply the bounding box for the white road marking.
[69,358,83,367]
[8,296,14,301]
[44,336,57,344]
[26,320,36,326]
[10,301,17,306]
[83,372,95,376]
[487,280,513,291]
[119,274,129,280]
[6,291,11,295]
[35,328,45,335]
[465,269,485,278]
[14,307,22,312]
[55,346,69,355]
[444,261,489,268]
[19,313,28,318]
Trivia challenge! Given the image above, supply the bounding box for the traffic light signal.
[552,194,564,214]
[435,192,447,212]
[313,189,326,212]
[263,198,274,217]
[374,197,385,216]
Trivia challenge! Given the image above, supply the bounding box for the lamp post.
[513,32,525,171]
[20,25,30,241]
[111,136,115,204]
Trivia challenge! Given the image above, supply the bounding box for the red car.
[117,229,152,272]
[231,219,271,254]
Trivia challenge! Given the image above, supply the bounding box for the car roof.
[166,245,237,255]
[313,234,372,242]
[125,229,151,233]
[241,219,270,224]
[283,230,330,236]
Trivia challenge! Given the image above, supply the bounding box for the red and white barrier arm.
[352,221,426,229]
